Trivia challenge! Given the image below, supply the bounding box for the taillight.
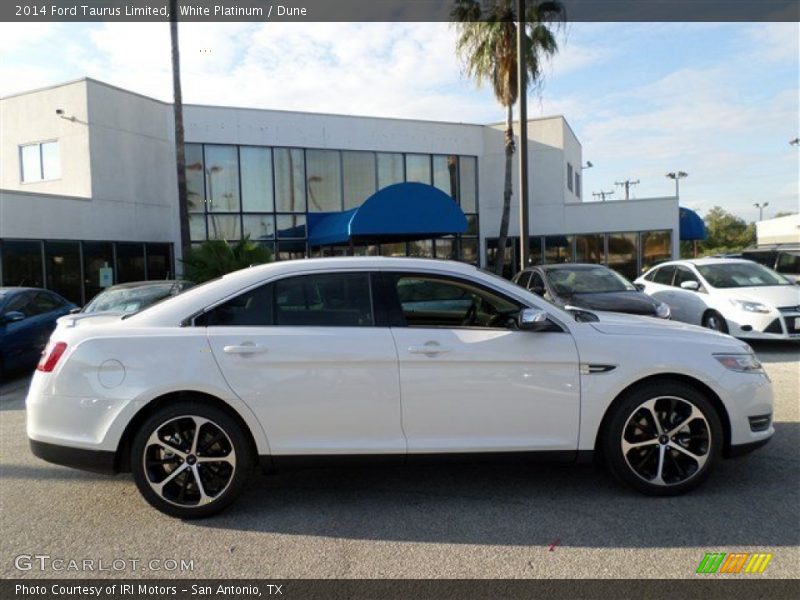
[37,342,68,373]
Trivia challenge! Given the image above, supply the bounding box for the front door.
[204,271,405,456]
[385,273,581,454]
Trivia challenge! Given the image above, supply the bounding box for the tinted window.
[673,266,699,287]
[201,284,274,326]
[33,292,64,312]
[547,266,634,294]
[528,272,546,294]
[652,265,676,285]
[275,273,373,326]
[394,276,520,329]
[4,292,35,317]
[776,252,800,275]
[697,262,790,288]
[516,272,531,288]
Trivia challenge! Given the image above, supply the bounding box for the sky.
[1,21,798,222]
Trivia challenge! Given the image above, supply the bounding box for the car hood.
[713,285,800,309]
[564,291,658,315]
[588,311,746,346]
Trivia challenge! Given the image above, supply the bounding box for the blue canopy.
[307,182,468,247]
[679,207,707,241]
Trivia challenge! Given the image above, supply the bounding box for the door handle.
[223,343,267,355]
[408,343,451,356]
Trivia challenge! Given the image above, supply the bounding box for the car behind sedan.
[81,280,193,315]
[513,263,671,319]
[27,258,773,518]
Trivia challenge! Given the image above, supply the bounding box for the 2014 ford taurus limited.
[27,258,774,518]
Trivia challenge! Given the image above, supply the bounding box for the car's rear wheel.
[131,401,253,518]
[702,310,728,333]
[602,382,723,496]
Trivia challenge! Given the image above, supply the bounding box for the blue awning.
[679,207,707,241]
[307,182,468,247]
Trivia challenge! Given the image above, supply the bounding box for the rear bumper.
[29,439,117,475]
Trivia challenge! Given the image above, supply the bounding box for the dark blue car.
[0,288,77,380]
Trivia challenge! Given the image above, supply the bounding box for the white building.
[0,78,679,304]
[756,213,800,246]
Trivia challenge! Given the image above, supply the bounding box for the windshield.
[547,267,635,295]
[696,262,791,288]
[84,284,178,314]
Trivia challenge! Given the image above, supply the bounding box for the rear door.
[1,292,42,368]
[204,271,405,456]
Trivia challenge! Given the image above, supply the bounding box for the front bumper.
[29,439,118,474]
[728,436,772,458]
[729,308,800,340]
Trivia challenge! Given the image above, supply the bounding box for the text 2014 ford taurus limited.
[27,258,774,518]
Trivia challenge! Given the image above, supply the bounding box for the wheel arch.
[593,373,733,461]
[114,390,261,472]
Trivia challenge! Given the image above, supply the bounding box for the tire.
[602,382,723,496]
[131,400,253,518]
[702,310,728,333]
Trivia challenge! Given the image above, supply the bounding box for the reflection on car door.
[670,266,708,324]
[385,273,580,454]
[203,272,405,456]
[2,292,42,369]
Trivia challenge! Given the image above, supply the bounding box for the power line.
[592,190,615,202]
[614,179,640,200]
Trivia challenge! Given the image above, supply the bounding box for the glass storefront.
[641,230,672,271]
[0,240,174,305]
[607,232,638,280]
[186,143,480,265]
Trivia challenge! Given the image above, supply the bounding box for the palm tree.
[170,0,191,269]
[182,237,273,283]
[452,0,563,275]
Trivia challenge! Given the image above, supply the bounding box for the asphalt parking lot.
[1,341,798,580]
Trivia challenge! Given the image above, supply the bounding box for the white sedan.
[27,258,774,518]
[635,258,800,340]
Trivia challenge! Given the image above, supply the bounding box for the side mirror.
[634,283,646,292]
[2,310,26,324]
[680,280,700,291]
[518,308,550,331]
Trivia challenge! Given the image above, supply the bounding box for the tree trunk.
[494,103,515,276]
[170,0,191,272]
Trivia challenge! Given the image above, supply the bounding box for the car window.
[33,292,64,312]
[200,284,274,326]
[697,262,791,288]
[275,273,373,327]
[547,266,635,294]
[776,252,800,275]
[528,271,546,294]
[652,265,676,285]
[3,292,36,317]
[673,266,699,287]
[516,272,531,288]
[393,275,521,329]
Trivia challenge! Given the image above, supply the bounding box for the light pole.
[790,137,799,146]
[666,171,688,199]
[516,0,530,271]
[581,161,593,170]
[754,202,769,221]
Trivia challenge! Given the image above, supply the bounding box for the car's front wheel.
[602,382,723,496]
[131,401,253,518]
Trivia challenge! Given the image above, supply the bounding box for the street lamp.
[581,161,593,170]
[666,171,688,198]
[754,202,769,221]
[790,138,799,146]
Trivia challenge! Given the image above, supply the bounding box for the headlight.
[729,299,771,313]
[714,353,764,373]
[655,302,671,319]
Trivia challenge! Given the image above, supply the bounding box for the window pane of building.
[380,242,407,257]
[641,230,672,270]
[575,234,605,264]
[377,153,404,189]
[274,148,306,212]
[243,215,275,241]
[306,149,342,212]
[342,151,376,209]
[146,243,173,280]
[41,141,60,180]
[185,143,206,213]
[44,241,81,304]
[204,145,240,212]
[567,163,574,192]
[83,242,114,301]
[574,172,581,198]
[240,146,274,212]
[276,215,306,238]
[459,156,478,212]
[460,238,478,265]
[189,214,206,241]
[1,240,43,287]
[408,239,434,258]
[276,240,306,261]
[465,214,478,236]
[432,155,458,198]
[115,243,145,283]
[20,144,41,182]
[545,235,574,264]
[435,237,457,260]
[607,232,638,280]
[405,154,431,184]
[528,237,543,265]
[207,215,241,240]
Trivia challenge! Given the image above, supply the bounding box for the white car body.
[635,258,800,340]
[26,258,774,512]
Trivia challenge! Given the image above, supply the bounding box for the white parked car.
[635,258,800,340]
[27,258,774,518]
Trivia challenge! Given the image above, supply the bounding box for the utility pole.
[614,179,640,200]
[517,0,530,270]
[592,190,615,202]
[754,202,769,221]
